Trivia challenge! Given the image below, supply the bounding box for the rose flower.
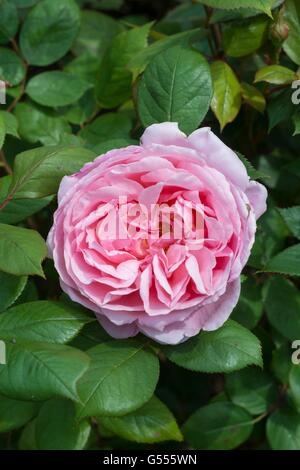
[47,123,267,344]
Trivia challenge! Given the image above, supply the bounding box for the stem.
[0,193,13,211]
[80,108,99,130]
[11,38,20,55]
[90,417,104,448]
[248,384,288,427]
[6,75,27,113]
[26,216,39,231]
[212,23,222,55]
[250,410,270,425]
[265,84,287,96]
[0,149,12,175]
[204,6,216,56]
[7,39,28,113]
[204,6,222,57]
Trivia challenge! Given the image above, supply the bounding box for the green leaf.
[279,206,300,239]
[72,10,123,57]
[0,224,47,277]
[79,112,132,149]
[271,343,292,384]
[0,176,52,224]
[6,145,96,200]
[0,396,38,433]
[62,88,98,126]
[70,320,111,351]
[283,0,300,65]
[249,207,288,269]
[157,2,206,33]
[35,399,90,450]
[292,106,300,136]
[20,0,81,66]
[11,0,39,6]
[94,0,123,10]
[100,396,183,444]
[128,29,201,79]
[0,301,92,344]
[226,368,277,415]
[210,61,241,131]
[26,72,92,108]
[236,151,266,180]
[18,419,38,450]
[231,277,263,329]
[241,82,266,113]
[15,279,39,305]
[264,243,300,276]
[138,46,212,134]
[0,47,25,87]
[14,102,71,146]
[164,320,262,373]
[223,17,269,57]
[0,111,19,139]
[209,7,263,23]
[95,23,152,108]
[267,89,294,132]
[255,65,297,85]
[0,271,27,312]
[0,0,19,44]
[284,158,300,178]
[196,0,274,16]
[264,276,300,340]
[183,402,254,450]
[267,409,300,450]
[77,340,159,418]
[64,53,100,86]
[256,155,282,189]
[289,366,300,410]
[91,139,138,156]
[0,340,90,401]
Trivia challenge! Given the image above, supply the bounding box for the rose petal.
[141,122,187,147]
[245,180,268,219]
[202,279,241,331]
[188,127,249,190]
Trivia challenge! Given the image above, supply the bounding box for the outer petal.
[140,280,240,344]
[46,225,55,258]
[141,122,188,148]
[98,315,139,339]
[202,279,241,331]
[188,127,249,190]
[245,180,268,220]
[139,322,190,345]
[57,174,79,204]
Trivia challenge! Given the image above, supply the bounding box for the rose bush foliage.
[0,0,300,451]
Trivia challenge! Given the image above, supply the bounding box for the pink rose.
[47,123,267,345]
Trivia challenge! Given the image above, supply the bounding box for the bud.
[270,8,289,45]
